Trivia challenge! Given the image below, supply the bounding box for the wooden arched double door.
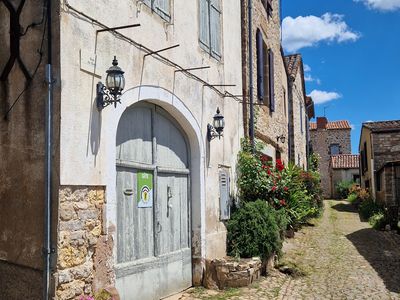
[115,103,192,299]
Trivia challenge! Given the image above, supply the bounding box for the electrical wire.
[20,2,47,37]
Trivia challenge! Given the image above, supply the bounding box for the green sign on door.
[137,171,153,208]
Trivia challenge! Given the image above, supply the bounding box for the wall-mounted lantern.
[97,56,125,110]
[207,107,225,142]
[276,134,286,144]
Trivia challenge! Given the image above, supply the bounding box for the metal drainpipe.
[248,0,255,150]
[44,0,53,298]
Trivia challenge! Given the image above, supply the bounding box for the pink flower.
[271,186,277,192]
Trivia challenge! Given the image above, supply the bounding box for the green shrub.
[368,212,386,230]
[335,180,355,199]
[359,198,381,220]
[308,153,320,172]
[347,193,358,204]
[227,200,287,259]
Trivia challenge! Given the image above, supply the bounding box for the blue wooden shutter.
[269,49,275,112]
[199,0,210,49]
[256,30,264,101]
[153,0,171,21]
[210,0,221,58]
[219,170,230,221]
[300,102,303,133]
[142,0,151,7]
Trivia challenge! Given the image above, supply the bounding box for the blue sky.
[281,0,400,153]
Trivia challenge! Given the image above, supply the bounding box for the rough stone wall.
[55,186,114,300]
[310,128,351,197]
[242,0,289,163]
[372,131,400,171]
[291,70,307,169]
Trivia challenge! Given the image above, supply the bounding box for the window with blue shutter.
[256,29,264,101]
[199,0,222,60]
[219,169,230,221]
[268,49,275,112]
[142,0,171,22]
[300,102,303,134]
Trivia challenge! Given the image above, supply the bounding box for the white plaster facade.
[58,0,243,291]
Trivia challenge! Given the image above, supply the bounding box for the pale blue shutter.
[199,0,210,49]
[256,30,264,101]
[210,0,221,58]
[300,102,303,133]
[269,50,275,112]
[153,0,170,21]
[219,170,230,221]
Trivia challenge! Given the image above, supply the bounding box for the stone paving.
[176,200,400,300]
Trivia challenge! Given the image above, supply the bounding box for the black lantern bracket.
[207,107,225,142]
[96,82,121,109]
[96,56,125,110]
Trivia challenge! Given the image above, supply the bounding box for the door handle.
[156,221,162,233]
[123,189,134,196]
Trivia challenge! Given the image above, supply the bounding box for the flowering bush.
[236,139,323,227]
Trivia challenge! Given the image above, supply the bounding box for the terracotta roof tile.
[363,120,400,132]
[310,120,352,130]
[331,154,360,169]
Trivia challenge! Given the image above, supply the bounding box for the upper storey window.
[261,0,273,17]
[142,0,171,22]
[199,0,222,60]
[329,144,340,155]
[256,29,275,112]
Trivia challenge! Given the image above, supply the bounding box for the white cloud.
[308,90,341,104]
[350,123,356,130]
[355,0,400,11]
[303,64,311,72]
[282,13,360,52]
[304,74,321,84]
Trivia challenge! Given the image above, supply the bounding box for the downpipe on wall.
[248,0,255,150]
[43,0,53,298]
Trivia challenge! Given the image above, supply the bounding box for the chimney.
[317,117,328,129]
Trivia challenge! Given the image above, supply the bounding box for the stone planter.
[204,257,262,290]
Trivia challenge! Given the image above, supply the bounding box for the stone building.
[310,117,352,197]
[329,154,360,198]
[241,0,289,163]
[284,54,314,169]
[0,0,243,299]
[359,121,400,211]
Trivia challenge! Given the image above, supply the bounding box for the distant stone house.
[284,54,315,169]
[330,154,360,198]
[359,121,400,211]
[310,117,352,198]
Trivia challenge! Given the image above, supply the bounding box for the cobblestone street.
[177,200,400,300]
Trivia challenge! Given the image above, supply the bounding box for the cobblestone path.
[177,200,400,300]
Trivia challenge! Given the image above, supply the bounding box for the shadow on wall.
[346,228,400,294]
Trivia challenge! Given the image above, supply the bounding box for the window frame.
[329,144,340,155]
[142,0,171,23]
[199,0,222,61]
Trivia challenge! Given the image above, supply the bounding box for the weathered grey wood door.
[115,104,191,300]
